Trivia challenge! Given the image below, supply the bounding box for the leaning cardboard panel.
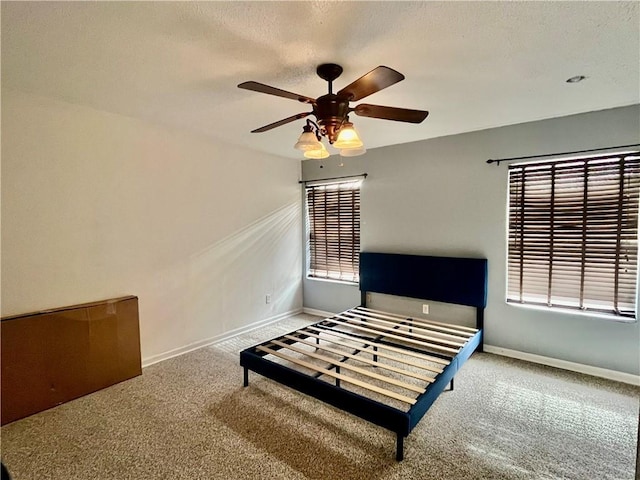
[1,296,141,425]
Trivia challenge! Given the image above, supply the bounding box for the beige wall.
[1,89,303,363]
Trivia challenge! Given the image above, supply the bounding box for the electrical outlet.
[265,294,271,304]
[422,304,429,315]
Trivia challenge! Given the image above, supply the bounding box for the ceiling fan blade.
[354,104,429,123]
[238,81,315,104]
[251,112,312,133]
[337,66,405,101]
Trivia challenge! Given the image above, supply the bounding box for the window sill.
[305,276,359,287]
[506,301,637,324]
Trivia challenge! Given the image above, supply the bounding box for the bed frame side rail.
[240,348,411,437]
[407,328,482,432]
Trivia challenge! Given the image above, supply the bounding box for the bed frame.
[240,252,488,460]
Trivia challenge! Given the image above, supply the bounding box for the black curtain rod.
[298,173,368,184]
[486,144,640,166]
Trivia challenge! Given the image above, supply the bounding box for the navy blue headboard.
[359,252,488,308]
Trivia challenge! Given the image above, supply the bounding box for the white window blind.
[306,180,361,283]
[507,153,640,318]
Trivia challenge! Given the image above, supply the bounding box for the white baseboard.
[484,344,640,386]
[302,307,336,318]
[141,308,303,368]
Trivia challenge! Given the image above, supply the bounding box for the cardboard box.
[1,296,141,425]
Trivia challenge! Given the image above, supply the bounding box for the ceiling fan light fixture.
[340,146,367,157]
[304,141,330,159]
[294,126,322,151]
[334,121,363,149]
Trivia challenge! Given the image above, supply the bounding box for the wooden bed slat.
[330,316,460,355]
[297,329,445,374]
[284,334,436,383]
[355,307,478,336]
[348,310,471,343]
[355,307,477,335]
[256,345,417,405]
[269,339,426,395]
[306,325,450,366]
[350,308,474,339]
[342,311,467,347]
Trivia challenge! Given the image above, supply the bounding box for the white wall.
[302,105,640,375]
[1,89,303,363]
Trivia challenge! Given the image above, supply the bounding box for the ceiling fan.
[238,63,429,155]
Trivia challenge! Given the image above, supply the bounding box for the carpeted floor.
[1,314,638,480]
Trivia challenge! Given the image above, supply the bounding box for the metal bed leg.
[476,307,484,353]
[243,367,249,387]
[396,434,404,461]
[336,366,340,387]
[446,377,454,391]
[373,346,378,364]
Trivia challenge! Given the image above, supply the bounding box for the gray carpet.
[1,314,638,480]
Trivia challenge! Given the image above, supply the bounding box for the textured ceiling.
[2,1,639,159]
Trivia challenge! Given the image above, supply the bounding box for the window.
[305,179,361,283]
[507,152,640,318]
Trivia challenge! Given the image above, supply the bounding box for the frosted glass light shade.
[304,142,330,159]
[340,146,366,157]
[294,131,322,151]
[334,123,363,149]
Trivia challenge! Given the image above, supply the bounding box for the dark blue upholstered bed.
[240,252,488,460]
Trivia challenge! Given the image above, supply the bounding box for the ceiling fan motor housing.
[313,94,350,143]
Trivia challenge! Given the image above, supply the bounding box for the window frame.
[506,151,640,320]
